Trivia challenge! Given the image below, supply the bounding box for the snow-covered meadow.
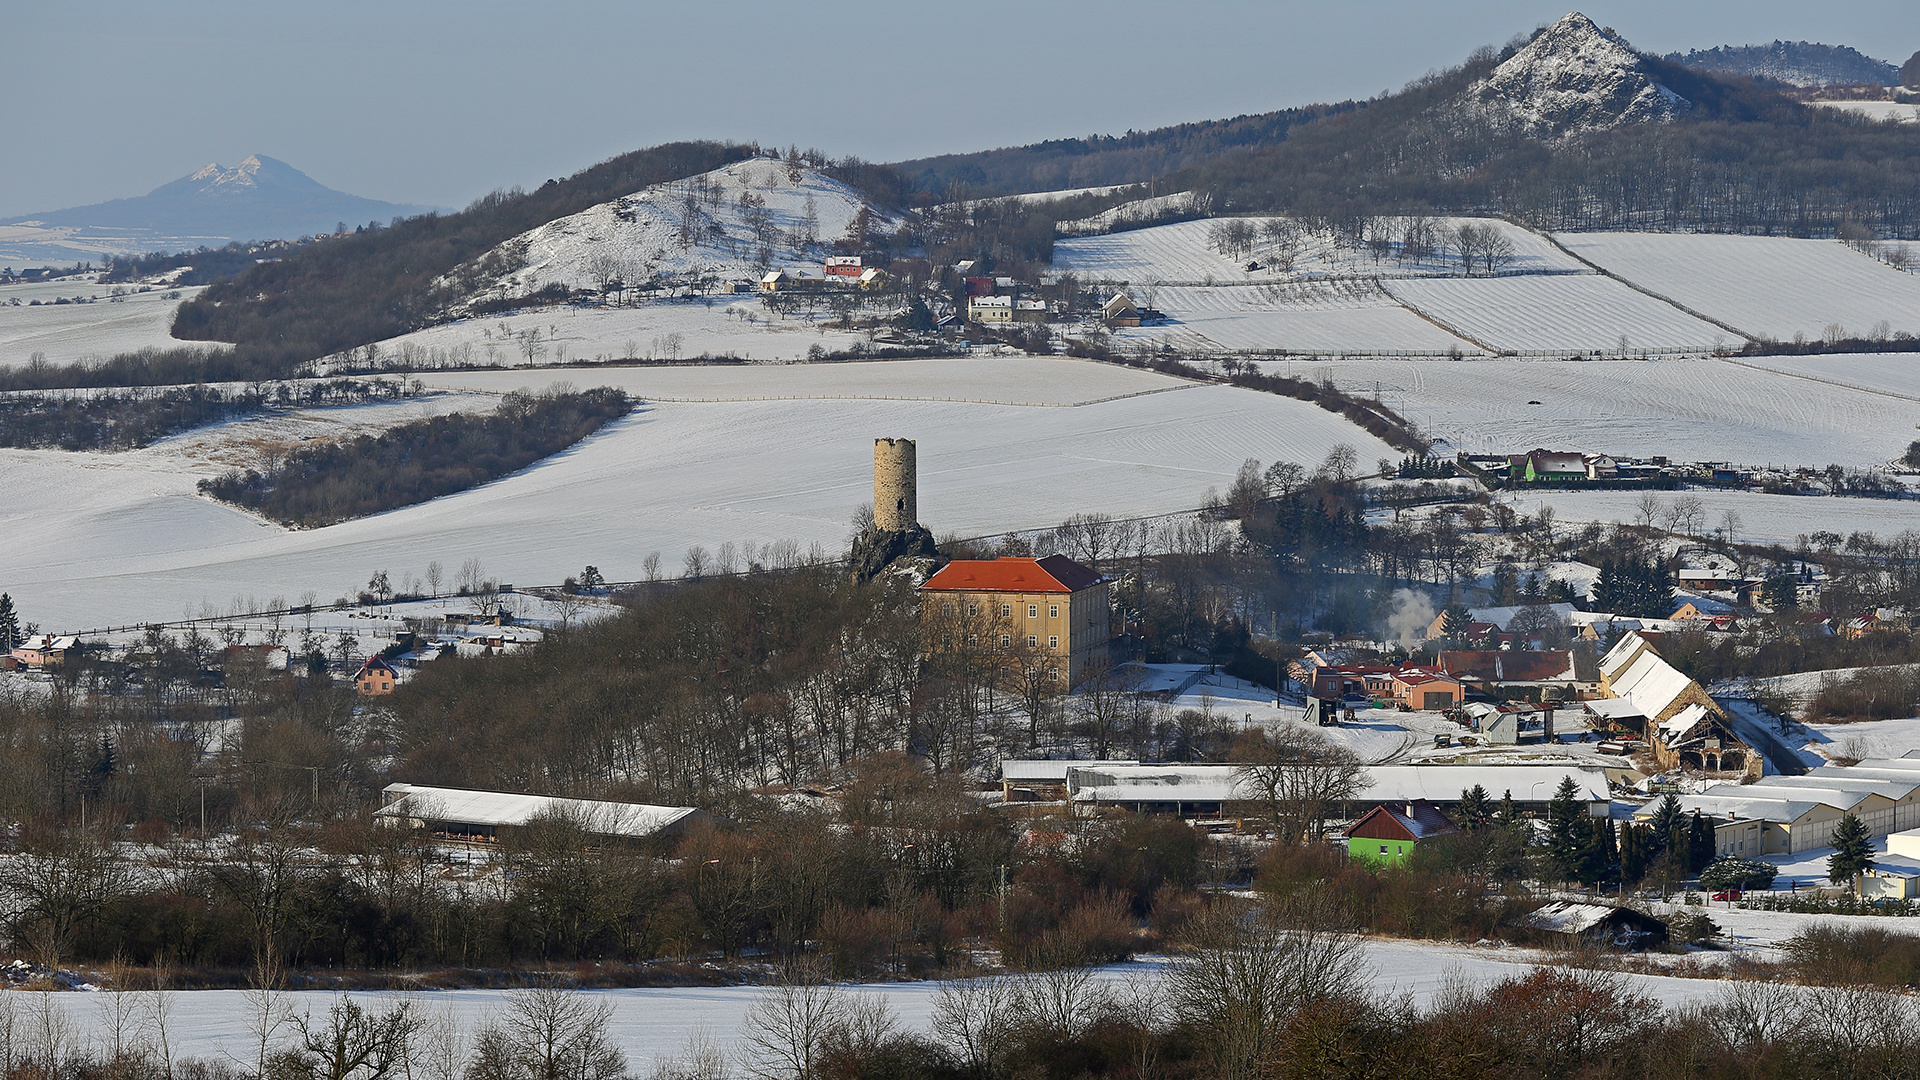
[1504,487,1920,547]
[1287,355,1920,467]
[0,280,214,367]
[1114,282,1480,355]
[1559,232,1920,342]
[5,358,1396,630]
[1382,274,1727,353]
[25,940,1751,1074]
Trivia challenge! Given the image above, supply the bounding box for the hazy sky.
[9,1,1918,217]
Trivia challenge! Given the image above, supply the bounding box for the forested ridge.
[197,388,632,527]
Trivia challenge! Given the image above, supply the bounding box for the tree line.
[197,388,631,527]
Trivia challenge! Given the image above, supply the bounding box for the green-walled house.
[1347,800,1460,866]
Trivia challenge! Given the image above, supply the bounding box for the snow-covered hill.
[451,160,894,308]
[1667,42,1898,88]
[1462,12,1687,140]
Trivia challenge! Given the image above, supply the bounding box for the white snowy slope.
[1461,12,1687,139]
[5,358,1397,630]
[453,160,891,307]
[0,280,216,367]
[1558,232,1920,342]
[1302,355,1920,467]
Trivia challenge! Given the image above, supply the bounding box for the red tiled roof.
[922,555,1105,594]
[1348,800,1459,842]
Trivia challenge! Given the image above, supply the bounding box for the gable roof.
[356,655,397,678]
[922,554,1105,594]
[1439,650,1576,683]
[1347,800,1459,842]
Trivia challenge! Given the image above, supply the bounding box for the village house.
[1102,293,1140,327]
[1439,649,1588,702]
[9,634,78,669]
[1346,800,1459,866]
[920,554,1111,685]
[355,654,398,695]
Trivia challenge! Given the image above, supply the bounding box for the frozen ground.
[1729,352,1920,402]
[1054,216,1574,285]
[1382,274,1727,353]
[1284,355,1920,467]
[1558,232,1920,342]
[420,355,1187,405]
[330,297,878,368]
[27,941,1741,1071]
[1118,282,1480,355]
[1508,488,1920,547]
[1800,716,1920,763]
[0,280,214,367]
[1812,101,1920,123]
[5,358,1397,630]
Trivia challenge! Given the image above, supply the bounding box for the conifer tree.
[1545,776,1586,881]
[0,593,18,653]
[1687,812,1716,874]
[1458,784,1493,831]
[1828,813,1875,892]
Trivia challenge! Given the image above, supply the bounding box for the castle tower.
[873,438,917,532]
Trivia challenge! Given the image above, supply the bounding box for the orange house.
[920,555,1110,685]
[355,655,399,696]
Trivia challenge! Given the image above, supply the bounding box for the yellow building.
[920,555,1111,685]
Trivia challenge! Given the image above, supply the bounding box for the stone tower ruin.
[874,438,917,532]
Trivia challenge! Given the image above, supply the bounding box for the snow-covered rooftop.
[376,782,704,838]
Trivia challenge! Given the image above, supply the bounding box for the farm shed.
[375,783,709,843]
[1523,902,1669,949]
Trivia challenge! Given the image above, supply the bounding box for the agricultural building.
[375,783,709,843]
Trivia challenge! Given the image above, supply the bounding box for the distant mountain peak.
[3,155,427,253]
[1462,11,1687,139]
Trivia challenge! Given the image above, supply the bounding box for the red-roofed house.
[355,655,399,696]
[920,555,1111,683]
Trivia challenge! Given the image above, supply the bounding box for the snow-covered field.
[421,355,1184,405]
[1509,488,1920,546]
[1727,352,1920,402]
[1120,282,1481,355]
[6,358,1396,630]
[0,280,214,367]
[1812,100,1920,123]
[335,298,880,368]
[1801,716,1920,763]
[27,941,1742,1072]
[1559,232,1920,342]
[1383,274,1727,353]
[1054,216,1575,285]
[1292,355,1920,467]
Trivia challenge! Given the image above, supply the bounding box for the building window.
[1379,845,1388,854]
[942,601,954,616]
[967,634,978,647]
[1050,604,1060,618]
[1028,604,1038,618]
[1000,604,1012,617]
[1000,634,1011,648]
[966,603,978,617]
[1048,635,1059,649]
[1027,635,1037,647]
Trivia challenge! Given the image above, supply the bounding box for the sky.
[7,1,1918,217]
